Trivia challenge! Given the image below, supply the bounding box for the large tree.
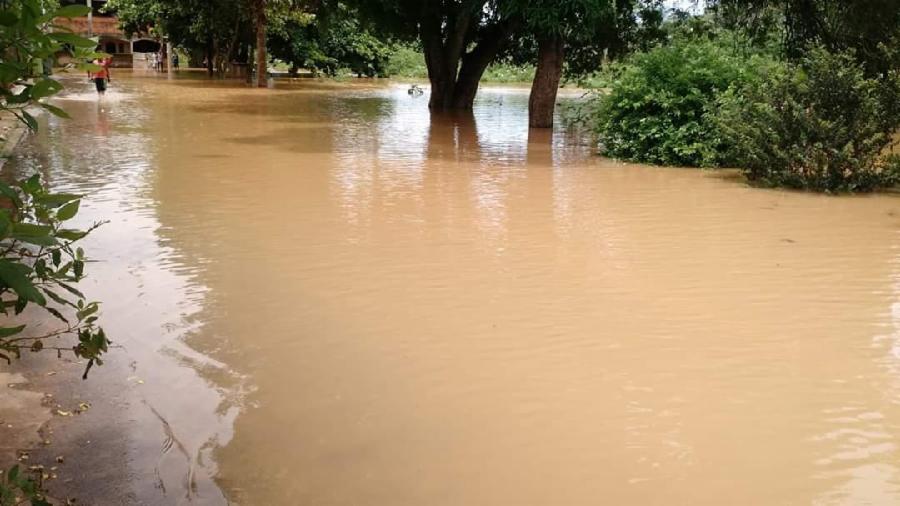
[349,0,519,110]
[108,0,253,75]
[268,4,393,77]
[715,0,900,74]
[252,0,267,86]
[110,0,297,80]
[506,0,637,128]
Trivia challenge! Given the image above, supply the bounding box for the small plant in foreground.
[1,0,109,378]
[1,465,50,506]
[1,1,109,502]
[0,175,109,378]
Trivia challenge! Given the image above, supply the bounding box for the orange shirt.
[91,59,110,79]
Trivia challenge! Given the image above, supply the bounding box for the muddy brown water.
[6,70,900,505]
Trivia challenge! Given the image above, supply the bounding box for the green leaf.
[0,181,20,205]
[0,325,25,338]
[57,229,87,241]
[39,102,70,119]
[19,111,38,132]
[49,32,97,48]
[13,223,52,236]
[35,193,80,206]
[42,287,73,307]
[76,302,97,320]
[14,296,27,315]
[21,174,42,194]
[13,234,58,247]
[54,5,92,18]
[45,306,68,323]
[56,261,71,277]
[57,281,84,299]
[0,10,17,27]
[80,63,103,72]
[56,200,80,221]
[0,260,45,305]
[12,223,57,245]
[30,78,62,100]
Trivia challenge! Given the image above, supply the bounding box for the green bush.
[383,44,428,79]
[482,62,535,84]
[588,38,770,167]
[383,45,536,83]
[715,48,900,192]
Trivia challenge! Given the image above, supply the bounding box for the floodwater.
[8,70,900,505]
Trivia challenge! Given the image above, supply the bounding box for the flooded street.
[8,70,900,504]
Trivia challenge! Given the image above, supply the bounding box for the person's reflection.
[94,101,110,137]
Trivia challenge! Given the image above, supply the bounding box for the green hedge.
[714,48,900,192]
[588,38,770,167]
[572,35,900,192]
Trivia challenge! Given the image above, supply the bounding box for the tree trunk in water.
[246,43,254,84]
[255,0,267,88]
[529,36,565,129]
[451,54,493,110]
[420,13,511,111]
[205,37,214,77]
[422,23,454,110]
[428,75,455,110]
[426,43,506,111]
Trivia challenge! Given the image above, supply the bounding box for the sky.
[665,0,706,14]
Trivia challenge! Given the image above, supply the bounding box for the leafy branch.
[1,0,111,382]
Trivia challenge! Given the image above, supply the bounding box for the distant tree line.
[566,0,900,191]
[102,0,898,131]
[103,0,667,126]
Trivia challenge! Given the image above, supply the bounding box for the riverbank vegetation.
[106,0,660,116]
[566,0,900,192]
[0,1,109,374]
[103,0,900,191]
[1,2,109,501]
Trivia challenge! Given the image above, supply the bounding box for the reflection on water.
[7,71,900,505]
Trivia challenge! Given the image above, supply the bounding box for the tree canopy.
[268,3,392,77]
[344,0,519,109]
[715,0,900,73]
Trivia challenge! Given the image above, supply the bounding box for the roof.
[54,15,125,38]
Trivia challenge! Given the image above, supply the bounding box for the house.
[55,0,161,68]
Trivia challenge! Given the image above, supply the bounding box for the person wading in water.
[88,57,112,95]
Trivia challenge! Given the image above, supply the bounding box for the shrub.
[0,0,109,376]
[589,38,771,167]
[384,46,536,83]
[482,62,535,84]
[714,48,900,192]
[383,44,428,79]
[0,175,109,375]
